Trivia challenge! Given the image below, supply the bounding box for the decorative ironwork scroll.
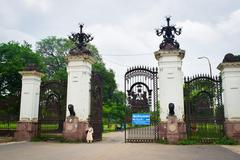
[184,75,224,142]
[89,72,103,141]
[156,16,182,50]
[68,24,93,55]
[124,66,159,142]
[38,81,67,134]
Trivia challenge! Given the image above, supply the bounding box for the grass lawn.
[0,122,17,129]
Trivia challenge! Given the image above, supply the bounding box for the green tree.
[103,90,125,127]
[36,36,125,129]
[36,36,73,80]
[0,41,44,116]
[36,36,116,101]
[36,36,103,80]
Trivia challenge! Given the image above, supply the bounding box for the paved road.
[0,132,240,160]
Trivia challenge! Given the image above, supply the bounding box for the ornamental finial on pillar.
[222,53,240,63]
[68,23,93,56]
[155,16,182,50]
[24,63,39,71]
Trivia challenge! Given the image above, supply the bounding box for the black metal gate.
[184,75,224,143]
[38,81,67,135]
[124,66,159,142]
[89,72,103,141]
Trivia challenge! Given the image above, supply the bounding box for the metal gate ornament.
[156,16,182,50]
[68,24,93,55]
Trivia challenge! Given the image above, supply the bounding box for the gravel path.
[0,132,239,160]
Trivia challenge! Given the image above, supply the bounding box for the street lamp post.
[198,56,212,77]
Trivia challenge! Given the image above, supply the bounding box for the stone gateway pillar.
[218,53,240,141]
[15,66,44,141]
[63,24,95,141]
[154,49,185,121]
[66,55,95,120]
[154,17,186,143]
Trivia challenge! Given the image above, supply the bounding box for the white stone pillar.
[66,55,95,121]
[218,61,240,141]
[154,50,185,121]
[19,71,44,121]
[15,70,44,141]
[218,62,240,120]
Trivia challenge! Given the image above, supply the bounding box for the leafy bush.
[31,135,64,142]
[177,139,199,145]
[31,134,83,143]
[214,137,238,145]
[157,139,169,144]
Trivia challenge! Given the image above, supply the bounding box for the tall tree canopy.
[36,36,116,102]
[36,36,124,124]
[0,41,44,116]
[0,37,125,124]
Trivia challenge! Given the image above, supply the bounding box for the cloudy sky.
[1,0,240,90]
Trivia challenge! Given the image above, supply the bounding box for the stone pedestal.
[66,55,95,121]
[218,61,240,141]
[225,121,240,141]
[154,50,185,121]
[14,121,38,141]
[167,116,179,144]
[158,116,186,144]
[14,70,43,141]
[63,116,88,141]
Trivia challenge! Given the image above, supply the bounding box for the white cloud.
[1,0,240,91]
[0,27,36,45]
[22,0,51,12]
[0,2,20,27]
[89,24,151,54]
[178,20,220,45]
[217,9,240,35]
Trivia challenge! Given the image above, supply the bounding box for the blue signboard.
[132,113,150,125]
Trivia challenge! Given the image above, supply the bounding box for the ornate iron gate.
[89,72,103,141]
[184,75,224,143]
[124,66,159,142]
[38,81,67,135]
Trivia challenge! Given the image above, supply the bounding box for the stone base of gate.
[158,116,186,144]
[63,116,88,141]
[14,121,38,141]
[224,120,240,142]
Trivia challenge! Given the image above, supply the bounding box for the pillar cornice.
[66,54,96,64]
[217,62,240,71]
[154,49,185,60]
[19,70,44,78]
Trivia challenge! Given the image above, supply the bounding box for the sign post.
[132,113,150,125]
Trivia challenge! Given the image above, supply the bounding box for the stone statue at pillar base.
[63,104,88,141]
[158,103,186,144]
